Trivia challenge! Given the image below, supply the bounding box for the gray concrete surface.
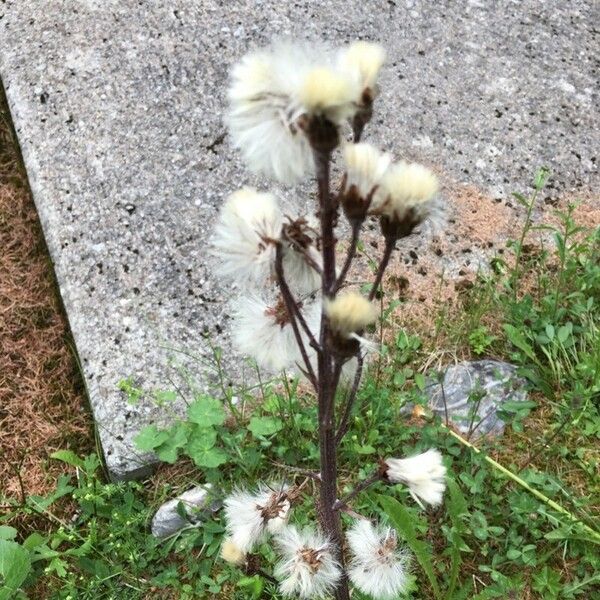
[1,0,598,478]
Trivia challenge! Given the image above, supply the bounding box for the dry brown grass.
[0,87,92,505]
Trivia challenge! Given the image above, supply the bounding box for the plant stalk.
[369,239,395,301]
[334,220,361,293]
[314,147,351,600]
[275,244,318,388]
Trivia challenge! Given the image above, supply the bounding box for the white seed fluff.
[223,485,291,553]
[347,520,410,600]
[227,41,361,183]
[343,142,392,199]
[282,242,323,296]
[232,295,299,372]
[220,537,246,565]
[212,187,282,286]
[274,526,341,599]
[339,41,386,92]
[385,449,447,507]
[371,161,439,220]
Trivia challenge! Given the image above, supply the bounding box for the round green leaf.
[188,396,226,428]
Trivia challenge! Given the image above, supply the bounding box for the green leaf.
[237,575,265,599]
[0,527,17,541]
[506,548,521,560]
[188,396,226,428]
[22,533,45,551]
[155,425,189,464]
[512,192,529,208]
[187,430,227,468]
[0,540,31,600]
[378,495,441,599]
[134,425,170,452]
[414,372,426,391]
[247,416,283,437]
[355,444,376,455]
[154,389,178,405]
[445,479,470,599]
[557,323,572,344]
[50,449,85,469]
[534,167,550,190]
[504,324,536,362]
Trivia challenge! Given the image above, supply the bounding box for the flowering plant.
[214,39,447,600]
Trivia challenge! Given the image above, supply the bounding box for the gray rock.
[424,360,528,438]
[151,485,214,538]
[0,1,597,478]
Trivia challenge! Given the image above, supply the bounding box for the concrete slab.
[1,0,598,479]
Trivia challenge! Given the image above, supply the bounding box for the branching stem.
[333,471,383,511]
[334,220,362,293]
[369,238,395,301]
[275,244,318,389]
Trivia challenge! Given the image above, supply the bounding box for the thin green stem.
[443,426,600,542]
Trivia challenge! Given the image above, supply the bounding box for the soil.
[0,86,92,502]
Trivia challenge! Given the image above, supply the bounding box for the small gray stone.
[151,485,214,538]
[424,360,528,438]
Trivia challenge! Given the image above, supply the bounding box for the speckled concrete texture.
[1,0,598,478]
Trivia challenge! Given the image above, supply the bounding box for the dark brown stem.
[333,471,383,511]
[314,147,350,600]
[275,255,321,351]
[335,353,364,445]
[257,569,278,585]
[275,244,318,389]
[282,232,323,276]
[333,221,361,293]
[368,239,395,301]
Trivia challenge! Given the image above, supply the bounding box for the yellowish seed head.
[343,142,392,197]
[324,292,378,335]
[375,162,439,217]
[342,41,386,90]
[299,67,357,114]
[221,538,245,565]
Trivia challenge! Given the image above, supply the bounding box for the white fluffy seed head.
[297,66,360,122]
[385,449,447,507]
[227,41,362,183]
[347,520,410,600]
[223,484,291,553]
[232,294,320,373]
[232,295,298,372]
[340,41,386,93]
[227,44,313,183]
[274,526,341,599]
[371,162,439,220]
[343,142,392,199]
[324,292,378,336]
[212,187,282,286]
